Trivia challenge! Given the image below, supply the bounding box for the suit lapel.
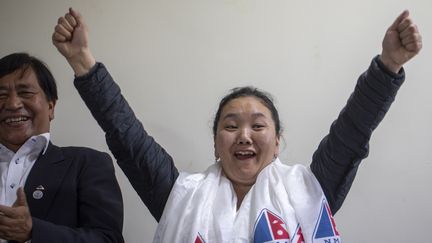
[25,143,69,219]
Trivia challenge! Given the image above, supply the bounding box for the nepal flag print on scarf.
[194,233,205,243]
[312,200,340,243]
[154,160,342,243]
[252,200,340,243]
[253,208,290,243]
[252,209,306,243]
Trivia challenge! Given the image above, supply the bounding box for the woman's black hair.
[212,86,281,137]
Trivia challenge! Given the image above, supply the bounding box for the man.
[0,53,124,243]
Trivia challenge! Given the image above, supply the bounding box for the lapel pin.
[33,185,45,200]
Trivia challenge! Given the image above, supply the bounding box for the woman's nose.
[237,128,252,145]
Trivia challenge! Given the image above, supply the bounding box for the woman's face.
[214,96,280,187]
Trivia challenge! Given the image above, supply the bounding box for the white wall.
[1,0,431,242]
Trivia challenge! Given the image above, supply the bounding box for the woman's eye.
[252,124,265,129]
[225,125,237,129]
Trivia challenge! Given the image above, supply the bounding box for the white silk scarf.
[154,159,341,243]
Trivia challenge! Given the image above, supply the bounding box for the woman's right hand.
[52,8,96,76]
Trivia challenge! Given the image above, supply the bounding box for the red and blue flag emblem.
[253,208,290,243]
[292,225,305,243]
[313,200,341,242]
[194,232,205,243]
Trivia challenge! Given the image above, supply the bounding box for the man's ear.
[48,100,56,121]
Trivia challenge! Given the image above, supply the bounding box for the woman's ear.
[274,136,280,158]
[214,144,219,159]
[214,139,221,162]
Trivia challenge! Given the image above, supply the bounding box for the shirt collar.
[36,133,50,155]
[0,133,51,159]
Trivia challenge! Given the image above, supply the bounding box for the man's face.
[0,67,55,152]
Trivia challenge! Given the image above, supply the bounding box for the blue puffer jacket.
[74,55,404,221]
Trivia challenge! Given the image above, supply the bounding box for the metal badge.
[33,190,43,200]
[33,185,45,199]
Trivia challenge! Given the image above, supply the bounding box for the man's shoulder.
[58,145,106,153]
[49,143,112,163]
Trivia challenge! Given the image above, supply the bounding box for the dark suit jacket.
[20,143,124,243]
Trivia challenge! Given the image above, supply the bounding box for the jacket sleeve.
[29,150,124,243]
[73,63,179,221]
[310,56,405,214]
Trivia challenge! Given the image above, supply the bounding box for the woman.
[52,8,421,242]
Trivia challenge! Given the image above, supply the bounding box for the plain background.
[1,0,431,242]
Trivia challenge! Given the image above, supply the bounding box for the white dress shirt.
[0,133,49,243]
[0,133,50,206]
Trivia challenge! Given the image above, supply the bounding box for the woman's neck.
[232,183,252,210]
